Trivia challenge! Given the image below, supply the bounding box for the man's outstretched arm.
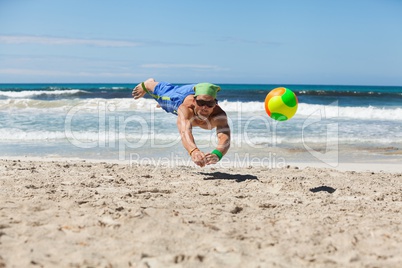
[176,107,207,167]
[205,112,231,165]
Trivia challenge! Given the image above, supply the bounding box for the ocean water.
[1,83,401,167]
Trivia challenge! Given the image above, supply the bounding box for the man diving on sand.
[132,78,230,167]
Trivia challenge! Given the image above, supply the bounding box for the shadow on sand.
[309,186,336,194]
[199,172,259,183]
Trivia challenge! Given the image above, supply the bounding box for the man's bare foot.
[132,78,155,99]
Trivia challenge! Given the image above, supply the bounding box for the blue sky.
[0,0,401,85]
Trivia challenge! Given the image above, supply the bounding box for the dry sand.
[0,158,401,267]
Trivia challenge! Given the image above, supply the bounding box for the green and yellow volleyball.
[264,87,298,121]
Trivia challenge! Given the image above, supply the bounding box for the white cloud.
[0,68,68,76]
[0,35,142,47]
[0,68,134,77]
[141,63,227,71]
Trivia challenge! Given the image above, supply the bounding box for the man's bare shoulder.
[182,95,195,107]
[178,96,195,116]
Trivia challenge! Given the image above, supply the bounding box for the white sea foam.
[1,127,401,147]
[0,98,157,112]
[0,128,183,143]
[295,103,402,120]
[0,128,67,141]
[220,102,402,121]
[0,89,88,98]
[1,98,402,121]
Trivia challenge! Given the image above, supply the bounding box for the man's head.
[193,83,220,99]
[192,83,221,120]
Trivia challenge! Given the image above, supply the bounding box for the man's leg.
[132,78,159,99]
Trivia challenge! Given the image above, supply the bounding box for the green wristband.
[211,149,223,161]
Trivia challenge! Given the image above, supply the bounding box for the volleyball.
[264,87,298,121]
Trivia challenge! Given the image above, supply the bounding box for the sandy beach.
[0,158,401,267]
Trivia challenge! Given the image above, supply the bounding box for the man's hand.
[191,151,220,167]
[204,153,220,165]
[191,150,206,167]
